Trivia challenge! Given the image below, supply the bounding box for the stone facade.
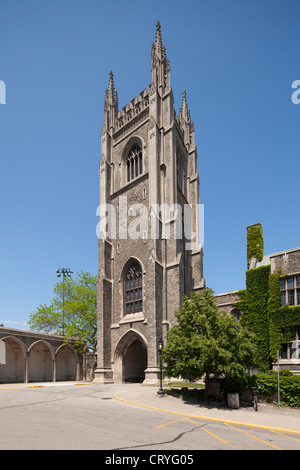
[94,22,205,384]
[214,291,241,317]
[258,247,300,276]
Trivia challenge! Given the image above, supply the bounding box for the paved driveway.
[1,382,300,452]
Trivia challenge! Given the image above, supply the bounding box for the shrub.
[255,371,300,407]
[221,374,256,395]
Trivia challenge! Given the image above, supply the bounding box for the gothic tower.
[94,22,205,384]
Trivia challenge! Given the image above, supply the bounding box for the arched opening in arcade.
[55,344,77,381]
[28,340,53,382]
[0,336,25,383]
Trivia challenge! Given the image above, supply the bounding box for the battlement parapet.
[114,87,150,133]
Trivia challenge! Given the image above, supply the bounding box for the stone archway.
[28,340,53,382]
[55,344,77,381]
[0,336,26,383]
[124,338,147,382]
[113,330,147,383]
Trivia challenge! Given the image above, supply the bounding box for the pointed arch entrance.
[113,330,147,383]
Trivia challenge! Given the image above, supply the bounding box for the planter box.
[227,392,240,409]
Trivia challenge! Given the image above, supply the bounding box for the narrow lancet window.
[127,145,143,182]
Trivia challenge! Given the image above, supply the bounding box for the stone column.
[24,354,29,383]
[53,358,56,382]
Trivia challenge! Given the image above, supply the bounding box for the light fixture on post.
[56,268,73,336]
[157,339,165,396]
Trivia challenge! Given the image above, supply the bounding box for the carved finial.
[108,70,115,101]
[155,21,163,54]
[152,20,166,66]
[104,70,118,110]
[151,21,170,89]
[180,90,190,122]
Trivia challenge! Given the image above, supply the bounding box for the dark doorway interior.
[123,338,147,383]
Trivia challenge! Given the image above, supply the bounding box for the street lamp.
[56,268,73,336]
[157,339,165,396]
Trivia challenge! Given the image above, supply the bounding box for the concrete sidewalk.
[114,384,300,435]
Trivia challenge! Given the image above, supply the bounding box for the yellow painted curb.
[74,382,94,385]
[114,393,300,436]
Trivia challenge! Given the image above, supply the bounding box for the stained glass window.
[124,263,143,314]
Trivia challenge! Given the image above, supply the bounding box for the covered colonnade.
[0,326,82,383]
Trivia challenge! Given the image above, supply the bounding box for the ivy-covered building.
[215,223,300,375]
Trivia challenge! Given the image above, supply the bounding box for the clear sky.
[0,0,299,328]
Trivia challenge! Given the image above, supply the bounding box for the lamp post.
[157,339,165,396]
[56,268,73,336]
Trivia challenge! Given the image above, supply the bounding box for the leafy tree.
[29,271,97,353]
[162,288,256,396]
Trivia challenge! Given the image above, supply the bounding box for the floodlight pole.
[56,268,73,336]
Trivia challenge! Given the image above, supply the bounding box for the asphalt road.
[0,383,300,453]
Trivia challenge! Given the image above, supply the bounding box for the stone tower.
[94,22,205,384]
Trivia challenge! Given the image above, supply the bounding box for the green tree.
[162,288,256,396]
[29,271,97,353]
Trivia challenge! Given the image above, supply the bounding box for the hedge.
[256,371,300,408]
[222,371,300,407]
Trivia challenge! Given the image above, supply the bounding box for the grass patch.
[165,387,206,403]
[164,381,205,389]
[143,381,205,389]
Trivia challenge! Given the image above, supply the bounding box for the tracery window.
[124,262,143,314]
[280,327,300,360]
[127,145,143,182]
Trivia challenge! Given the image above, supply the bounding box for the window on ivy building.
[280,327,300,361]
[280,275,300,307]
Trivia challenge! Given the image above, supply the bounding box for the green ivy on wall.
[247,224,264,269]
[235,265,271,371]
[268,271,282,361]
[234,224,300,371]
[235,263,300,369]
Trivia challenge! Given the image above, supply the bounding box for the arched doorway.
[56,344,77,381]
[28,340,53,382]
[124,338,147,382]
[113,330,147,383]
[0,337,25,383]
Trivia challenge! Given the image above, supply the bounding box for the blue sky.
[0,0,299,328]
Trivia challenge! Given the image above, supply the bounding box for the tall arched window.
[127,145,143,182]
[124,262,143,314]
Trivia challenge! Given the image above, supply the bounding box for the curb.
[114,393,300,436]
[0,382,92,390]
